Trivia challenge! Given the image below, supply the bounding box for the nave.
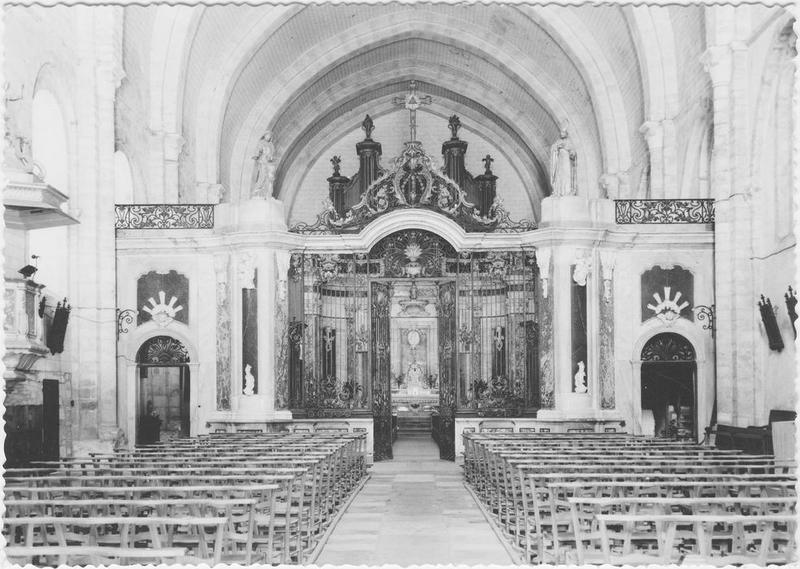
[316,436,512,565]
[3,428,797,566]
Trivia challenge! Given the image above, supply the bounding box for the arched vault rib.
[281,100,547,224]
[224,21,600,202]
[190,4,306,187]
[269,71,552,213]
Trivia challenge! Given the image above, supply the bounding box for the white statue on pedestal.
[574,361,587,393]
[243,363,256,396]
[549,126,577,197]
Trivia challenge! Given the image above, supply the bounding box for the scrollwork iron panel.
[115,204,214,229]
[615,199,714,224]
[641,332,696,362]
[136,335,190,365]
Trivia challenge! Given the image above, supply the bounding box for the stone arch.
[134,334,192,443]
[31,62,77,193]
[190,5,307,187]
[624,6,681,196]
[679,113,712,199]
[281,84,546,223]
[630,321,712,441]
[224,20,601,204]
[192,8,636,203]
[114,150,135,203]
[751,16,795,244]
[148,5,200,135]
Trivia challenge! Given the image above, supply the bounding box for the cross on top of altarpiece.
[392,80,432,142]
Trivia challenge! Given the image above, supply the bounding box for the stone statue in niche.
[574,360,587,393]
[251,131,276,198]
[243,363,256,396]
[549,126,577,197]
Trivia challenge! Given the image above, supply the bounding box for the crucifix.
[392,80,432,142]
[482,154,494,174]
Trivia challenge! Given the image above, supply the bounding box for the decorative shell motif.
[647,286,690,325]
[142,291,183,327]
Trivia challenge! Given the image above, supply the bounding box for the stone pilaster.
[72,6,123,449]
[704,9,757,427]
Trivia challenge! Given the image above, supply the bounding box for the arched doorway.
[135,335,191,444]
[640,332,697,440]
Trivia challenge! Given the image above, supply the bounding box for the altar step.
[397,416,432,438]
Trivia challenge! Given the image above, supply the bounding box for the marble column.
[599,250,616,409]
[536,247,555,408]
[214,254,231,410]
[274,249,291,410]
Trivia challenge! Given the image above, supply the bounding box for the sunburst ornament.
[647,286,689,324]
[142,291,184,327]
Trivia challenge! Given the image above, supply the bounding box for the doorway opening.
[136,335,190,444]
[42,379,60,461]
[640,332,697,440]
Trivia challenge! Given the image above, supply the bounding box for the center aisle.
[315,436,514,565]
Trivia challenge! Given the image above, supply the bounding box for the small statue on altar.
[549,126,577,197]
[406,362,424,396]
[251,131,276,198]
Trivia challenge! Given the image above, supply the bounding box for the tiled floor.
[315,436,513,565]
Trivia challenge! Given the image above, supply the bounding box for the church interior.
[2,2,798,566]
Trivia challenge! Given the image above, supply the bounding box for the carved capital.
[599,172,621,199]
[238,252,256,289]
[163,132,185,162]
[572,254,593,287]
[536,246,552,298]
[197,182,225,204]
[700,46,731,84]
[599,250,617,302]
[214,254,229,281]
[639,120,663,146]
[275,250,291,303]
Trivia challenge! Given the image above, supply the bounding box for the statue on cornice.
[251,130,276,198]
[549,125,577,197]
[448,115,461,140]
[362,114,374,140]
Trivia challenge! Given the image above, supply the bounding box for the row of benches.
[3,432,368,566]
[463,432,797,565]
